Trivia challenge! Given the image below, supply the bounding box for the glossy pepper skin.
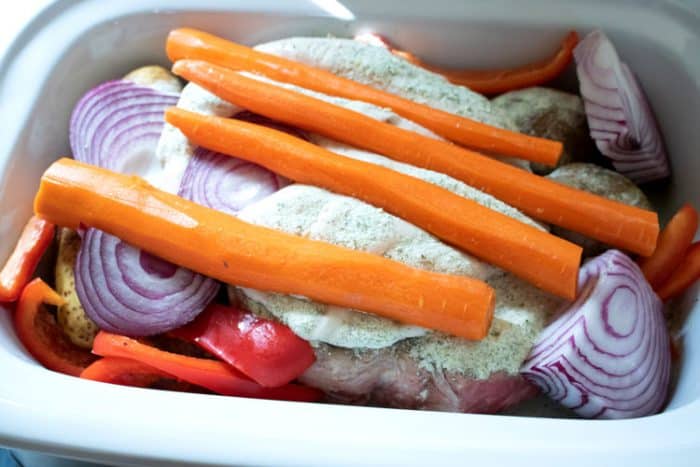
[172,304,316,387]
[13,278,96,376]
[0,217,55,302]
[92,331,321,402]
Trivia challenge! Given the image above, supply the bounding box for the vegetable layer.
[171,59,659,257]
[166,28,563,165]
[34,158,496,340]
[165,106,582,299]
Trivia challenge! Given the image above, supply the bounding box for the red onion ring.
[574,30,670,184]
[75,229,219,336]
[70,80,220,336]
[178,111,296,215]
[70,80,178,172]
[179,147,288,216]
[521,250,670,419]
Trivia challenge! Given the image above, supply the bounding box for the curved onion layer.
[71,80,220,336]
[179,147,288,216]
[70,80,178,174]
[521,250,670,419]
[574,30,670,184]
[178,112,297,215]
[75,229,220,336]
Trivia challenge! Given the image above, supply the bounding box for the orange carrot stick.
[170,59,659,257]
[165,106,581,299]
[393,32,579,95]
[166,28,562,166]
[656,242,700,301]
[34,158,495,340]
[639,203,699,288]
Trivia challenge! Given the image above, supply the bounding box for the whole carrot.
[166,27,562,166]
[34,158,495,340]
[165,107,581,299]
[171,59,659,257]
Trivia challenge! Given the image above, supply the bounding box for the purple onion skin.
[521,250,670,419]
[75,229,220,336]
[71,80,220,336]
[574,30,670,184]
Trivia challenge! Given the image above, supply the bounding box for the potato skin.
[492,87,596,174]
[123,65,182,93]
[55,228,98,348]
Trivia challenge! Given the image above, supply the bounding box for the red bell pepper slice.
[171,304,316,387]
[81,356,171,387]
[92,331,321,402]
[13,278,96,376]
[0,216,55,302]
[656,242,700,301]
[356,31,579,95]
[80,356,196,391]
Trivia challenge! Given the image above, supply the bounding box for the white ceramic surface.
[1,1,699,465]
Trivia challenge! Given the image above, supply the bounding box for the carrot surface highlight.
[656,242,700,301]
[639,203,699,288]
[165,107,581,300]
[34,158,495,340]
[394,31,579,95]
[170,59,659,257]
[166,28,562,166]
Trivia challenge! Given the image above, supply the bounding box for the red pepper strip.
[80,357,198,391]
[14,278,96,376]
[171,304,315,387]
[386,31,579,95]
[92,331,322,402]
[639,203,699,288]
[0,216,55,302]
[656,242,700,301]
[81,357,177,388]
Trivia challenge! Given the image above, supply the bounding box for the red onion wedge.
[178,111,295,215]
[574,30,670,184]
[521,250,670,419]
[70,80,219,336]
[75,229,219,336]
